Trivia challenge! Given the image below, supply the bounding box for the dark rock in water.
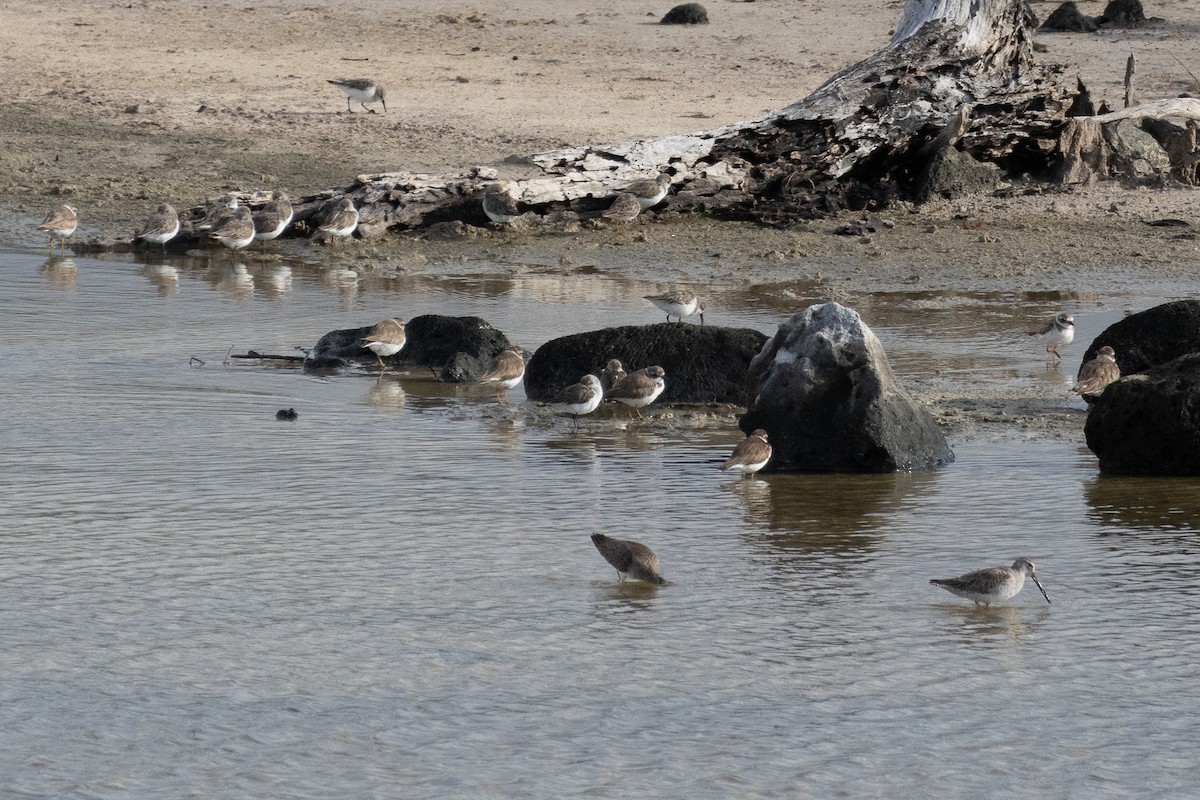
[1098,0,1147,27]
[1084,354,1200,474]
[740,303,953,472]
[1040,2,1098,31]
[1080,300,1200,377]
[661,2,708,24]
[305,314,511,381]
[525,324,767,404]
[915,147,1001,202]
[276,408,298,421]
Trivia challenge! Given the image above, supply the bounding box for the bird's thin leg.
[346,97,352,113]
[376,354,387,371]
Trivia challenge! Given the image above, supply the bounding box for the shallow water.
[3,249,1200,797]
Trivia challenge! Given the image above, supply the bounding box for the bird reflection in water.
[140,263,179,296]
[364,375,406,409]
[40,256,77,289]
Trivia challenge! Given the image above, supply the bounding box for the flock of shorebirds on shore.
[30,78,1115,601]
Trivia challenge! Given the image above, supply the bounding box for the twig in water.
[189,356,205,366]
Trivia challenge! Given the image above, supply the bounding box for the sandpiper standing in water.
[1031,312,1075,359]
[930,557,1051,607]
[721,429,772,477]
[551,374,604,428]
[1073,346,1120,397]
[479,344,525,403]
[361,317,407,370]
[37,204,77,254]
[328,78,386,113]
[645,289,705,325]
[591,533,666,585]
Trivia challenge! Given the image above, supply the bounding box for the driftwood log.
[173,0,1199,243]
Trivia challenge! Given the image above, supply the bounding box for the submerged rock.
[525,324,767,404]
[1080,299,1200,376]
[739,303,953,472]
[1084,354,1200,474]
[305,314,511,381]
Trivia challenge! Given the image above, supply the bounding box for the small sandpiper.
[37,204,77,254]
[645,289,705,325]
[1031,312,1074,359]
[252,191,293,246]
[591,532,666,585]
[551,374,603,428]
[361,317,407,370]
[602,192,642,224]
[624,171,671,210]
[479,344,525,403]
[314,197,358,242]
[134,203,180,250]
[607,365,666,418]
[328,78,387,113]
[930,557,1051,607]
[208,205,256,251]
[721,429,772,477]
[1072,345,1120,397]
[196,193,239,231]
[482,183,521,225]
[600,358,627,395]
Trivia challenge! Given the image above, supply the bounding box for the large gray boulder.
[1084,353,1200,474]
[740,303,953,472]
[305,314,511,381]
[525,324,768,404]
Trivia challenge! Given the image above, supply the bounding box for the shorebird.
[721,429,772,477]
[328,78,386,113]
[600,359,627,395]
[551,374,603,428]
[37,204,77,254]
[134,203,179,250]
[1031,312,1075,359]
[930,557,1051,607]
[590,533,666,585]
[207,205,256,251]
[479,344,525,403]
[315,197,358,242]
[252,191,293,247]
[1073,346,1120,397]
[645,289,705,325]
[196,193,238,231]
[624,172,671,210]
[482,183,521,225]
[602,192,642,223]
[361,317,407,370]
[607,366,666,419]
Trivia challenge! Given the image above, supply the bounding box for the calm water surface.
[2,249,1200,798]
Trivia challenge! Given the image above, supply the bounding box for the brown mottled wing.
[606,369,651,400]
[136,206,178,239]
[480,349,524,383]
[484,189,520,217]
[722,435,772,470]
[603,193,641,221]
[623,540,664,584]
[1031,318,1055,336]
[591,533,633,573]
[39,205,76,230]
[364,318,405,345]
[559,381,597,405]
[321,208,357,232]
[930,566,1008,595]
[1073,358,1120,395]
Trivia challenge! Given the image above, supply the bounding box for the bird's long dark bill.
[1032,575,1051,604]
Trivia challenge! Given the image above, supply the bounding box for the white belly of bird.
[615,380,665,408]
[1045,326,1074,348]
[729,457,769,475]
[216,230,255,249]
[653,297,698,319]
[637,186,669,209]
[492,375,523,391]
[342,86,377,103]
[555,393,602,417]
[255,217,291,241]
[141,221,179,245]
[366,341,404,358]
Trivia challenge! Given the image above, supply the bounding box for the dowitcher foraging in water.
[361,317,407,370]
[590,533,666,585]
[930,557,1051,607]
[479,344,525,403]
[1031,312,1074,359]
